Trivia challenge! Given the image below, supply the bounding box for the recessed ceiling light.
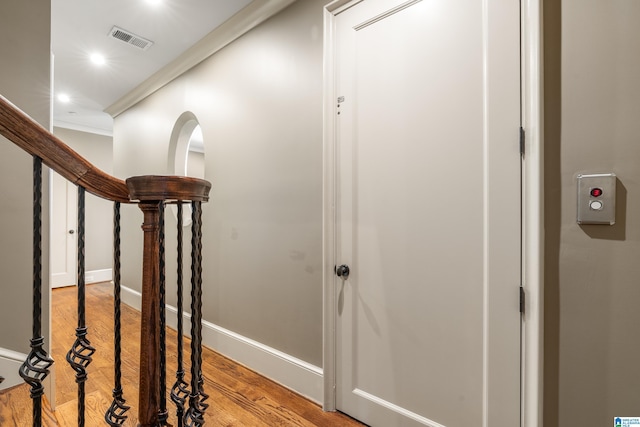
[146,0,162,5]
[57,93,70,103]
[90,53,106,66]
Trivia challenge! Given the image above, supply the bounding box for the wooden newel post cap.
[126,175,211,202]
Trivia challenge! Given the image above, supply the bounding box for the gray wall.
[53,127,114,272]
[114,0,324,366]
[0,0,51,354]
[544,0,640,425]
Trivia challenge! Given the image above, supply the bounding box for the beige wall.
[53,127,114,272]
[545,0,640,425]
[114,0,324,366]
[0,0,51,354]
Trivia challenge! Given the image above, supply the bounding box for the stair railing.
[0,94,212,427]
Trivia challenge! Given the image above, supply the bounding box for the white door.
[334,0,521,426]
[51,171,77,288]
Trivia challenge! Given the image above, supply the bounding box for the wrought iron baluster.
[158,202,169,425]
[19,156,53,427]
[171,202,189,427]
[194,202,209,414]
[66,186,95,427]
[106,201,130,426]
[185,201,207,426]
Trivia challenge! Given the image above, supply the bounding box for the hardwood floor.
[0,282,365,426]
[0,383,59,426]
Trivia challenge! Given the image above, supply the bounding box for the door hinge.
[519,127,525,157]
[519,286,525,314]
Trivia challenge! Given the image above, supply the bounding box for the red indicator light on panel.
[590,188,603,197]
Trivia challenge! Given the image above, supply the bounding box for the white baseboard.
[120,284,142,311]
[52,268,113,288]
[0,348,27,390]
[120,285,323,403]
[86,268,112,284]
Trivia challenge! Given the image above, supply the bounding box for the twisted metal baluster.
[19,156,53,427]
[171,203,189,427]
[106,202,130,426]
[66,186,95,427]
[158,202,169,425]
[185,201,207,426]
[194,202,209,414]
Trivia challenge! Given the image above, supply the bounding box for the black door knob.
[335,264,350,279]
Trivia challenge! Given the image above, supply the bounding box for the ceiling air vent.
[108,26,154,51]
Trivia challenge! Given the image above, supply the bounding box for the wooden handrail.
[0,95,130,203]
[127,175,210,202]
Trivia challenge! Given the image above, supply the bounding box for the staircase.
[0,94,211,426]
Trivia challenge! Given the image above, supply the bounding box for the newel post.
[137,201,162,426]
[126,176,211,427]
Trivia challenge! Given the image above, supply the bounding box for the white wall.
[187,150,205,179]
[114,0,324,368]
[0,0,51,381]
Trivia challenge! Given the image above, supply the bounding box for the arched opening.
[183,125,205,179]
[168,112,205,225]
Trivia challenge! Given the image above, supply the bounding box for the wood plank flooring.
[0,383,58,426]
[0,282,365,426]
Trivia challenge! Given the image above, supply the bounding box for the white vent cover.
[108,26,154,50]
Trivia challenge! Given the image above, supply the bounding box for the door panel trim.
[322,0,544,426]
[352,0,421,31]
[354,388,447,427]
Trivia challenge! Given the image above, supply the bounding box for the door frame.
[320,1,544,426]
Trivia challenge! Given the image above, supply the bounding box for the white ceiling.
[52,0,253,135]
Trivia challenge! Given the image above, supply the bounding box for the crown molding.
[53,120,113,137]
[105,0,297,118]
